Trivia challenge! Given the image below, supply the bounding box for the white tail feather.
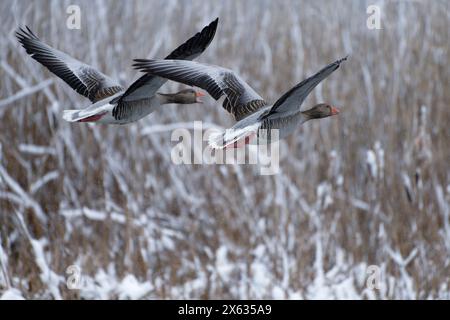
[62,110,82,122]
[208,123,260,149]
[62,103,114,122]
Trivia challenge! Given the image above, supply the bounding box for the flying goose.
[16,18,218,124]
[133,55,347,148]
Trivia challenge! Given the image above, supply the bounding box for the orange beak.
[331,106,340,115]
[195,90,205,104]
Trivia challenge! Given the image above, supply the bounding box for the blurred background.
[0,0,449,299]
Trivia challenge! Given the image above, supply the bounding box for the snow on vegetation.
[1,0,450,299]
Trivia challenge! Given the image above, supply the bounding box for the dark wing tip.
[15,26,28,41]
[331,55,348,71]
[16,25,39,44]
[203,17,219,38]
[204,17,219,45]
[132,59,156,71]
[165,17,219,60]
[210,17,219,29]
[338,55,349,64]
[132,58,150,63]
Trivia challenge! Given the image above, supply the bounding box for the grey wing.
[111,18,219,120]
[261,56,348,120]
[16,26,123,102]
[133,59,266,121]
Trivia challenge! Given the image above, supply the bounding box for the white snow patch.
[366,149,377,178]
[83,208,107,221]
[272,286,285,299]
[117,275,152,300]
[0,288,25,300]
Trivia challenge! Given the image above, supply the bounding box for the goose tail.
[208,122,260,149]
[62,108,109,123]
[62,110,84,122]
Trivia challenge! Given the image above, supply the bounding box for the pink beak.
[331,106,340,115]
[195,91,205,104]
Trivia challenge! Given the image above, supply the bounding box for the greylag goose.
[15,18,218,124]
[133,55,347,147]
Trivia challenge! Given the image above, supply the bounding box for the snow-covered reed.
[0,0,449,299]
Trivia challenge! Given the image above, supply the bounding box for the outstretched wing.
[16,27,123,102]
[260,56,348,120]
[111,18,219,120]
[133,59,266,121]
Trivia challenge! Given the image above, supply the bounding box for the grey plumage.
[16,26,124,102]
[113,18,219,120]
[17,18,219,123]
[259,56,348,121]
[133,56,347,147]
[133,59,267,121]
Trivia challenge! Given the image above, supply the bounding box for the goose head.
[302,103,340,120]
[158,89,205,104]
